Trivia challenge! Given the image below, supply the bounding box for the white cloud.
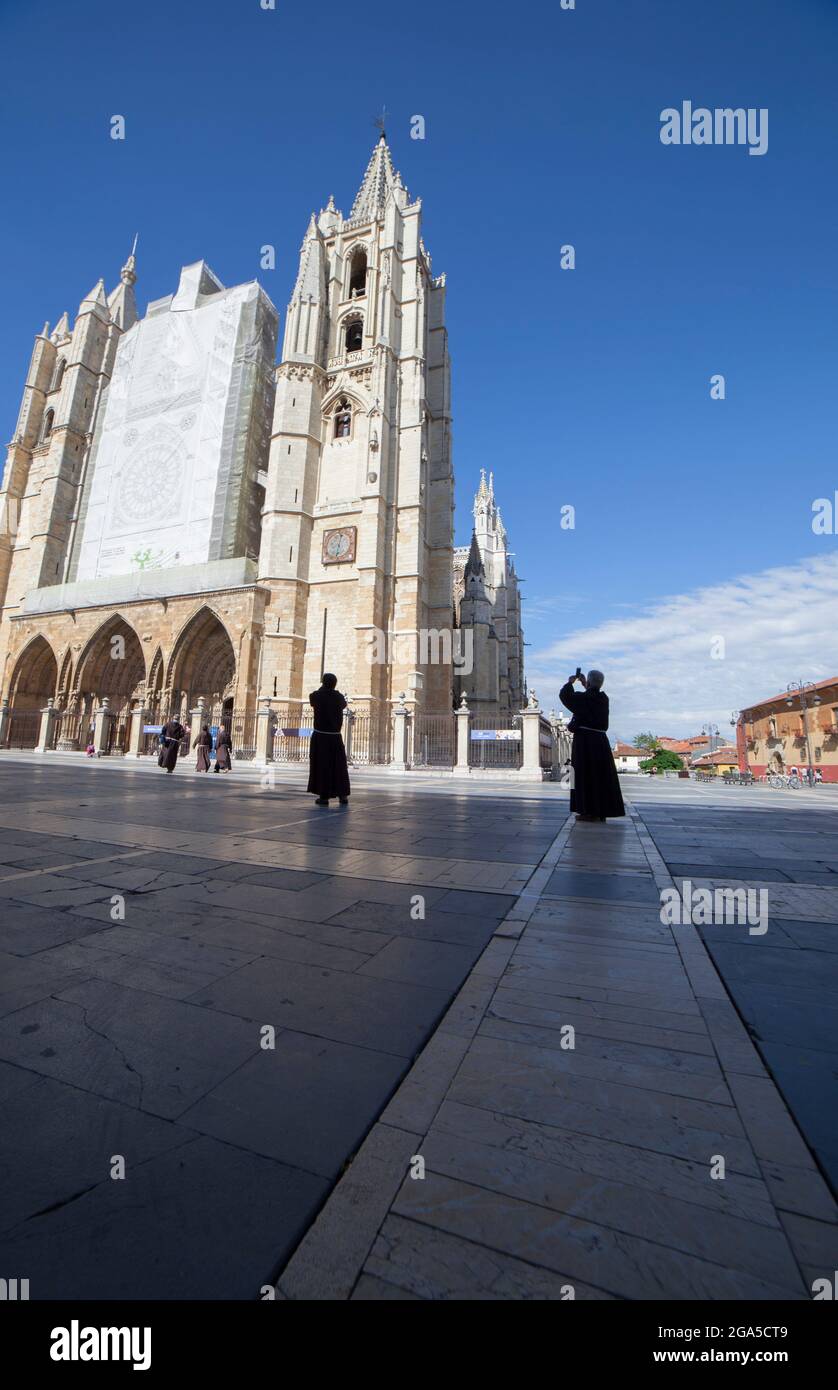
[527,551,838,741]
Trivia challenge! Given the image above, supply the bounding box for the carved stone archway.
[8,636,59,712]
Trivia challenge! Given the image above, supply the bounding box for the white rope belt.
[575,725,608,733]
[312,729,343,736]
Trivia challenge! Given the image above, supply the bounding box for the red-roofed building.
[735,679,838,782]
[693,746,739,775]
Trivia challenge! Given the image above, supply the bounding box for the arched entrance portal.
[5,637,58,748]
[168,609,236,715]
[74,617,146,753]
[8,636,58,712]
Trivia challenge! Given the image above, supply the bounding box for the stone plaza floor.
[0,755,836,1299]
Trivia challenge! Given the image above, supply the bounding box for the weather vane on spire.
[373,105,388,139]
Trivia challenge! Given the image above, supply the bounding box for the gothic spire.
[349,134,405,223]
[464,530,484,579]
[107,238,139,331]
[292,214,326,302]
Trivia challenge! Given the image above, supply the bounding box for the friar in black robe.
[559,670,625,821]
[307,674,350,806]
[159,718,186,774]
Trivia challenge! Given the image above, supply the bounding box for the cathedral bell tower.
[257,134,454,714]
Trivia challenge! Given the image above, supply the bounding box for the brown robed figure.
[214,726,232,772]
[158,718,186,774]
[560,670,625,821]
[307,674,351,807]
[194,726,212,772]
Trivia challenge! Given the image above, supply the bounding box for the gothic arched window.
[50,358,66,394]
[41,409,55,443]
[334,398,352,439]
[349,248,367,298]
[345,319,363,353]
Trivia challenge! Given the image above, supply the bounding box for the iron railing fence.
[408,713,455,768]
[105,707,133,756]
[271,704,314,763]
[4,709,41,749]
[539,717,555,770]
[468,712,523,769]
[348,711,392,765]
[226,709,258,761]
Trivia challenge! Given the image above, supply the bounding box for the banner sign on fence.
[279,727,313,738]
[142,725,163,734]
[470,729,521,741]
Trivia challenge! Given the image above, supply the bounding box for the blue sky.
[1,0,836,738]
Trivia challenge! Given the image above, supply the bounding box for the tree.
[640,749,684,774]
[633,732,659,750]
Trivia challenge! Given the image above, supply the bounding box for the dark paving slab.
[182,1031,406,1179]
[0,1134,328,1300]
[188,957,451,1057]
[543,867,661,904]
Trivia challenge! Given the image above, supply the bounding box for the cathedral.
[0,136,525,753]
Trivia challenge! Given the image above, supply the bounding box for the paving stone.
[0,1075,191,1232]
[358,937,482,991]
[392,1171,805,1300]
[433,1098,775,1224]
[186,956,450,1058]
[0,979,260,1118]
[363,1213,612,1300]
[0,1134,328,1299]
[417,1128,798,1287]
[183,1031,407,1178]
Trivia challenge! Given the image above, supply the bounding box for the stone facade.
[454,470,524,715]
[0,138,522,748]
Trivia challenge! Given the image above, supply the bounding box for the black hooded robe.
[159,720,186,773]
[559,682,625,819]
[307,687,351,800]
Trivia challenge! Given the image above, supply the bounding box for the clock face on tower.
[322,526,357,565]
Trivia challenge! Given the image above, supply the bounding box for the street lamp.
[702,722,721,753]
[785,680,822,785]
[730,709,749,774]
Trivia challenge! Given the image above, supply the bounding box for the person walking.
[158,715,186,774]
[307,673,350,807]
[194,725,212,772]
[559,669,625,821]
[213,724,232,773]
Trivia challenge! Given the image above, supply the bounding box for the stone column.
[455,694,471,772]
[255,700,276,764]
[520,692,543,779]
[344,704,355,764]
[189,697,206,753]
[0,698,10,748]
[92,697,113,756]
[391,693,409,771]
[35,698,59,754]
[125,699,146,759]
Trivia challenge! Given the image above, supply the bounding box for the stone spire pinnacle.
[292,215,325,302]
[120,233,138,286]
[349,134,405,223]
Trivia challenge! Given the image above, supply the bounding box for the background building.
[453,470,524,715]
[737,679,838,781]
